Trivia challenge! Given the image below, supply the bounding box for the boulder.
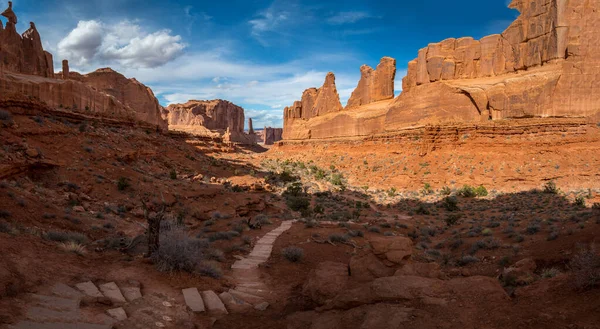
[368,236,413,264]
[501,258,537,285]
[394,262,442,279]
[303,262,349,305]
[349,253,394,282]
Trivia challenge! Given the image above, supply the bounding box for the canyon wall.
[0,2,167,130]
[283,0,600,141]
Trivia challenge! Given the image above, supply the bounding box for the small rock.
[254,302,269,311]
[73,206,85,212]
[25,148,39,158]
[106,307,127,321]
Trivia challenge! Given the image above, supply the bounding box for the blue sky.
[7,0,517,128]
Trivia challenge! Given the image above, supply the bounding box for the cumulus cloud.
[327,11,374,25]
[57,20,186,69]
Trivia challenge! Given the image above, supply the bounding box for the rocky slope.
[283,0,600,141]
[0,3,167,130]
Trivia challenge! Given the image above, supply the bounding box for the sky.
[5,0,518,128]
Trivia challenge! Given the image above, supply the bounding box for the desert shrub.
[254,214,272,225]
[387,187,397,197]
[0,221,11,233]
[457,185,477,198]
[514,234,525,242]
[445,214,462,226]
[347,230,364,238]
[286,196,310,212]
[206,248,225,262]
[421,183,433,195]
[440,186,452,196]
[482,228,493,236]
[282,246,304,262]
[368,226,381,233]
[329,233,349,243]
[443,196,459,211]
[78,123,87,132]
[543,181,559,194]
[415,204,431,215]
[44,231,87,244]
[208,231,240,242]
[474,185,488,197]
[593,203,600,211]
[152,228,207,273]
[197,262,222,278]
[541,268,561,278]
[329,173,344,187]
[457,255,480,266]
[570,245,600,290]
[59,242,86,256]
[117,177,130,191]
[0,109,14,126]
[304,220,317,228]
[525,223,540,235]
[420,227,436,237]
[0,210,10,218]
[169,169,177,180]
[547,230,559,241]
[313,204,325,215]
[575,196,586,207]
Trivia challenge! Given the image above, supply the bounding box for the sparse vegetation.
[59,242,86,256]
[543,181,559,194]
[117,177,130,191]
[570,245,600,290]
[443,196,459,211]
[282,246,304,262]
[44,231,87,244]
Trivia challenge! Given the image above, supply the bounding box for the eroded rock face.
[302,262,349,305]
[80,68,166,130]
[346,57,396,109]
[283,0,600,141]
[166,100,244,133]
[0,3,53,77]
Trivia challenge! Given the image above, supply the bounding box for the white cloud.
[57,20,186,69]
[327,11,374,25]
[245,109,285,128]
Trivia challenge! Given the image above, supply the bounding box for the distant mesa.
[283,0,600,141]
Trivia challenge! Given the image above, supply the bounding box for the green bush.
[170,169,177,180]
[474,185,488,197]
[444,214,462,226]
[575,196,586,207]
[457,185,477,198]
[443,196,459,211]
[543,181,559,194]
[440,186,452,196]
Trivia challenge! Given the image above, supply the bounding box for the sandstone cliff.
[283,0,600,141]
[0,2,167,131]
[165,100,254,144]
[0,2,53,77]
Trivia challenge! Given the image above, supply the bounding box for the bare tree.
[141,193,166,257]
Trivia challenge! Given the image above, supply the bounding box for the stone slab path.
[181,220,295,315]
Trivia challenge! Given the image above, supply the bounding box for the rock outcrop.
[346,57,396,109]
[263,127,283,145]
[165,100,254,144]
[282,0,600,141]
[0,2,54,77]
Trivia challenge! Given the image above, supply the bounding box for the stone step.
[50,283,84,300]
[234,286,271,298]
[236,282,268,290]
[26,307,80,323]
[228,289,264,305]
[106,307,127,321]
[120,287,142,302]
[98,283,126,304]
[231,263,258,270]
[218,292,253,313]
[31,294,80,312]
[181,288,205,313]
[200,290,228,315]
[75,281,104,298]
[9,321,113,329]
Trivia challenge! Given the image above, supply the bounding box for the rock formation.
[346,57,396,109]
[0,2,54,77]
[0,2,167,130]
[263,127,283,145]
[248,118,255,135]
[165,100,254,144]
[283,0,600,141]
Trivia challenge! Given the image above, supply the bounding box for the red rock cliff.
[283,0,600,141]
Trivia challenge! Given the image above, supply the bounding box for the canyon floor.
[1,107,600,329]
